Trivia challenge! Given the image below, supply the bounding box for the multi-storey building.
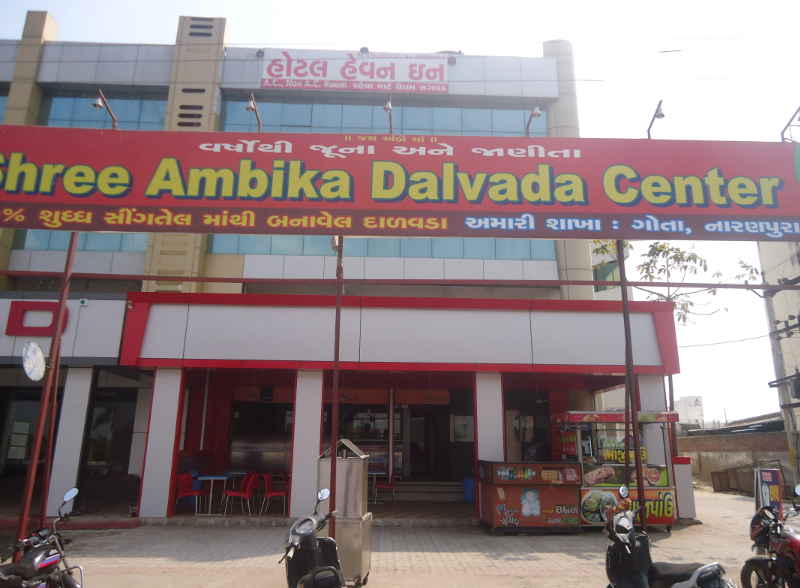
[0,10,685,523]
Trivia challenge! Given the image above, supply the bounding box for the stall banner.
[478,461,581,485]
[480,482,581,528]
[754,468,783,518]
[261,49,449,93]
[553,412,679,424]
[583,464,668,488]
[362,448,402,476]
[580,487,675,526]
[1,126,799,241]
[560,429,577,457]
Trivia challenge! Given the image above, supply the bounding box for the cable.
[678,333,769,348]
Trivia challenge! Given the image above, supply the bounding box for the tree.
[591,239,760,452]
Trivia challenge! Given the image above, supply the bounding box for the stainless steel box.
[319,513,372,585]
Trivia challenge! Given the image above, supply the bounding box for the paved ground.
[3,489,758,588]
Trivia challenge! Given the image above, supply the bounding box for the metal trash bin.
[318,439,372,586]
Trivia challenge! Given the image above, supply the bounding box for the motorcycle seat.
[648,562,705,588]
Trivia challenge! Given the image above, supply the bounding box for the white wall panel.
[359,308,533,365]
[404,258,444,280]
[323,256,365,280]
[530,311,662,366]
[638,375,667,411]
[476,373,504,461]
[139,305,189,359]
[284,256,325,279]
[484,260,524,280]
[522,260,558,281]
[243,255,285,279]
[182,306,361,362]
[444,259,484,280]
[72,300,126,358]
[139,368,183,518]
[0,300,15,357]
[364,257,404,279]
[128,388,152,477]
[46,368,93,516]
[290,371,323,517]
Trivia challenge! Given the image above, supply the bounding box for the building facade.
[0,11,684,522]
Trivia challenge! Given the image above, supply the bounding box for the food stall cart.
[477,461,582,533]
[552,411,679,529]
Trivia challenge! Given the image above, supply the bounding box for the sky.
[2,0,798,422]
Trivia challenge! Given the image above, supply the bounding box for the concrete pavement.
[20,490,758,587]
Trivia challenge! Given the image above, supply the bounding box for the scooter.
[0,487,85,588]
[605,485,737,588]
[281,488,346,588]
[741,483,800,588]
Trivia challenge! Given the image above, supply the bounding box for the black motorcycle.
[605,485,737,588]
[281,488,346,588]
[0,488,84,588]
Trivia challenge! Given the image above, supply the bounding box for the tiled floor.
[30,490,755,588]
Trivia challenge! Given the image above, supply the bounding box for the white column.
[637,375,668,464]
[46,368,93,517]
[290,370,323,517]
[127,388,152,477]
[475,373,504,461]
[138,368,184,518]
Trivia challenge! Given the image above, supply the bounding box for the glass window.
[280,103,312,127]
[342,105,372,128]
[303,235,335,256]
[258,102,283,127]
[368,238,400,257]
[492,109,525,133]
[594,260,620,292]
[85,233,122,252]
[462,108,492,132]
[400,238,431,258]
[238,235,271,255]
[464,237,495,259]
[208,234,239,254]
[530,239,556,261]
[403,107,432,130]
[46,231,73,251]
[343,237,368,257]
[402,129,432,136]
[121,233,149,252]
[312,104,343,128]
[107,99,142,123]
[0,94,8,124]
[496,238,531,260]
[47,97,75,121]
[432,107,461,132]
[271,235,304,255]
[432,238,464,259]
[372,105,400,132]
[72,97,110,123]
[139,100,167,124]
[280,126,310,133]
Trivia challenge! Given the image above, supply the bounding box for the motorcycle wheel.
[741,562,771,588]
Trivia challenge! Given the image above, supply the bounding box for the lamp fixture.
[360,47,369,55]
[384,94,393,134]
[525,99,540,137]
[246,92,263,132]
[647,99,665,139]
[93,89,119,131]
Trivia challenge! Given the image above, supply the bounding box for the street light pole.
[329,235,344,538]
[617,239,648,532]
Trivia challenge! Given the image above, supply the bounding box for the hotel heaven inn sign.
[1,126,800,241]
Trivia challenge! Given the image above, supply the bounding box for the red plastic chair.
[223,472,260,516]
[261,473,289,517]
[375,470,397,505]
[175,472,208,516]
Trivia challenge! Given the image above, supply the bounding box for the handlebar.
[325,510,339,521]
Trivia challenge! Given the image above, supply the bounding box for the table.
[196,475,232,516]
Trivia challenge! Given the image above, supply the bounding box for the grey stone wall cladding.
[36,42,174,85]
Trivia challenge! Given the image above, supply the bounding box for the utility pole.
[759,243,800,486]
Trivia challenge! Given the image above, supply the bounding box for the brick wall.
[678,432,788,454]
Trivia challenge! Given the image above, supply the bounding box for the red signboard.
[580,487,675,526]
[480,482,582,530]
[553,411,679,423]
[1,126,799,240]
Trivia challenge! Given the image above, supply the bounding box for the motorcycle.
[741,483,800,588]
[606,485,737,588]
[281,488,346,588]
[0,488,85,588]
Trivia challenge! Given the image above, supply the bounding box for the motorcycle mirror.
[63,488,79,502]
[619,485,629,499]
[794,484,800,497]
[318,488,330,502]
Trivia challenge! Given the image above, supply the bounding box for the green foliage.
[590,239,759,325]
